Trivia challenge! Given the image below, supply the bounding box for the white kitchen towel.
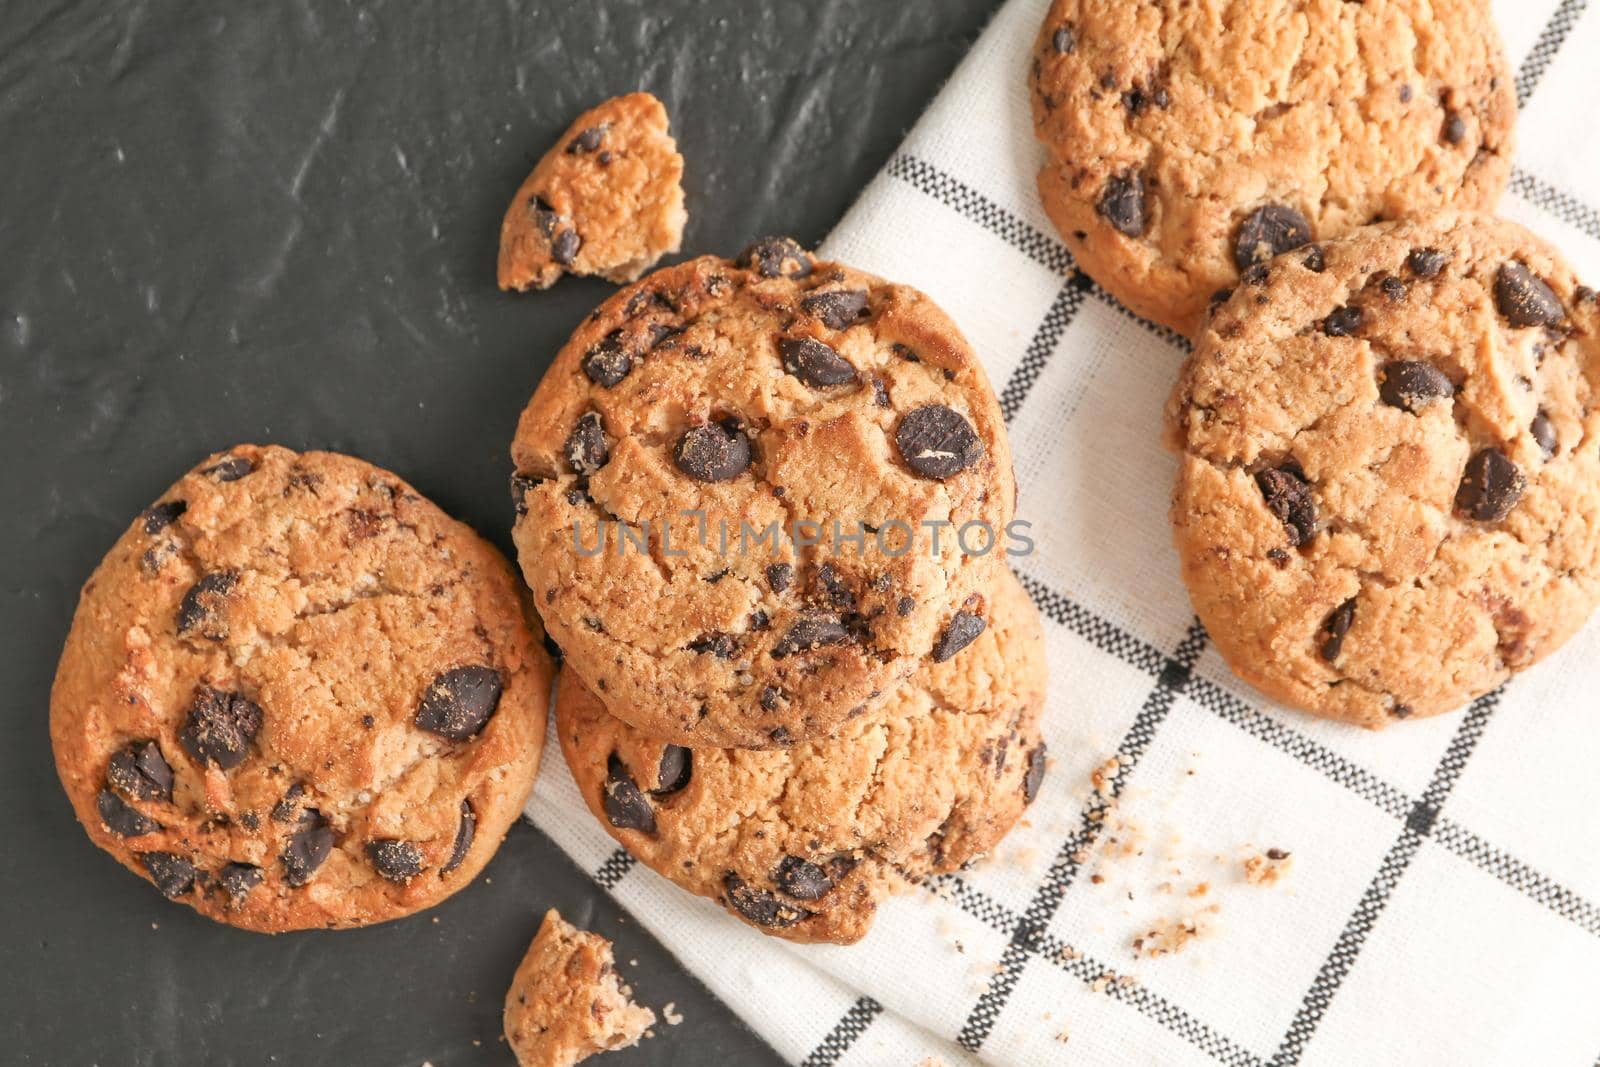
[527,0,1600,1063]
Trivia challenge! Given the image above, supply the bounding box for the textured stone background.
[0,0,1003,1062]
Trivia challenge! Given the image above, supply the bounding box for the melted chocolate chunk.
[141,852,195,898]
[687,632,737,659]
[176,569,239,640]
[551,228,581,265]
[179,688,263,770]
[1407,247,1448,277]
[774,855,834,901]
[107,741,173,802]
[581,332,632,387]
[1456,449,1525,521]
[414,666,503,740]
[510,472,540,517]
[1378,362,1454,412]
[654,746,692,795]
[931,610,986,663]
[765,562,794,593]
[800,289,871,331]
[1494,262,1565,327]
[1234,203,1312,270]
[1322,305,1363,337]
[779,337,856,387]
[674,420,752,482]
[218,862,263,902]
[1320,599,1356,662]
[1302,246,1326,273]
[1052,24,1076,54]
[738,236,812,278]
[602,754,656,833]
[97,788,159,837]
[1531,411,1558,457]
[1097,170,1147,237]
[141,500,186,534]
[771,611,848,658]
[564,411,610,475]
[895,405,983,480]
[723,872,810,928]
[1443,112,1467,144]
[442,801,476,874]
[282,810,335,887]
[201,455,254,482]
[1024,744,1048,804]
[567,125,605,153]
[1255,466,1316,545]
[367,839,425,882]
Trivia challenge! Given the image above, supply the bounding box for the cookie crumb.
[662,1002,683,1026]
[1243,849,1294,886]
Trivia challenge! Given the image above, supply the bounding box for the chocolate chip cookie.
[498,92,686,291]
[504,909,656,1067]
[558,568,1047,943]
[1030,0,1515,337]
[50,445,553,931]
[510,242,1016,748]
[1166,213,1600,727]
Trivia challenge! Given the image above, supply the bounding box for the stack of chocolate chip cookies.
[1031,0,1600,726]
[508,238,1051,943]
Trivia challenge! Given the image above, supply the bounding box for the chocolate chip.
[218,862,263,902]
[1378,361,1454,412]
[176,569,239,640]
[655,746,692,795]
[140,852,195,897]
[602,754,656,833]
[895,405,982,480]
[367,840,425,882]
[271,782,305,824]
[1407,247,1448,277]
[97,788,159,837]
[1398,83,1413,103]
[107,741,173,802]
[723,872,809,928]
[815,562,855,611]
[1323,305,1363,337]
[766,562,793,593]
[1443,112,1467,144]
[442,800,476,874]
[1456,449,1525,521]
[567,125,605,153]
[674,420,752,482]
[582,332,632,387]
[1302,246,1326,273]
[1052,24,1076,54]
[896,595,915,616]
[800,290,871,331]
[774,856,834,901]
[141,501,186,534]
[772,611,848,657]
[1381,276,1407,302]
[1097,170,1147,237]
[1390,704,1414,720]
[738,236,811,279]
[1024,744,1047,804]
[510,472,540,517]
[1255,466,1316,545]
[1495,263,1565,328]
[179,688,263,770]
[1234,203,1312,270]
[932,610,986,663]
[564,411,609,475]
[1319,599,1356,661]
[531,196,559,237]
[748,609,771,631]
[1532,411,1558,457]
[759,686,782,712]
[415,666,503,740]
[779,337,856,387]
[687,632,737,659]
[282,810,334,887]
[1208,288,1234,315]
[551,228,581,265]
[202,455,253,482]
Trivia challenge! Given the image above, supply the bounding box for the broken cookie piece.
[504,909,657,1067]
[498,92,686,291]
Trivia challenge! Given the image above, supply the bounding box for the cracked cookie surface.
[1166,213,1600,727]
[504,909,656,1067]
[498,92,686,291]
[1030,0,1515,337]
[50,445,553,931]
[557,568,1047,944]
[510,243,1015,748]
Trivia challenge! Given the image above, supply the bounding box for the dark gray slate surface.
[0,1,1002,1063]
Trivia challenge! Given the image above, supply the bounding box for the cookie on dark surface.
[1029,0,1515,337]
[558,569,1048,944]
[1166,213,1600,727]
[503,909,656,1067]
[51,445,554,931]
[498,92,686,291]
[510,243,1016,749]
